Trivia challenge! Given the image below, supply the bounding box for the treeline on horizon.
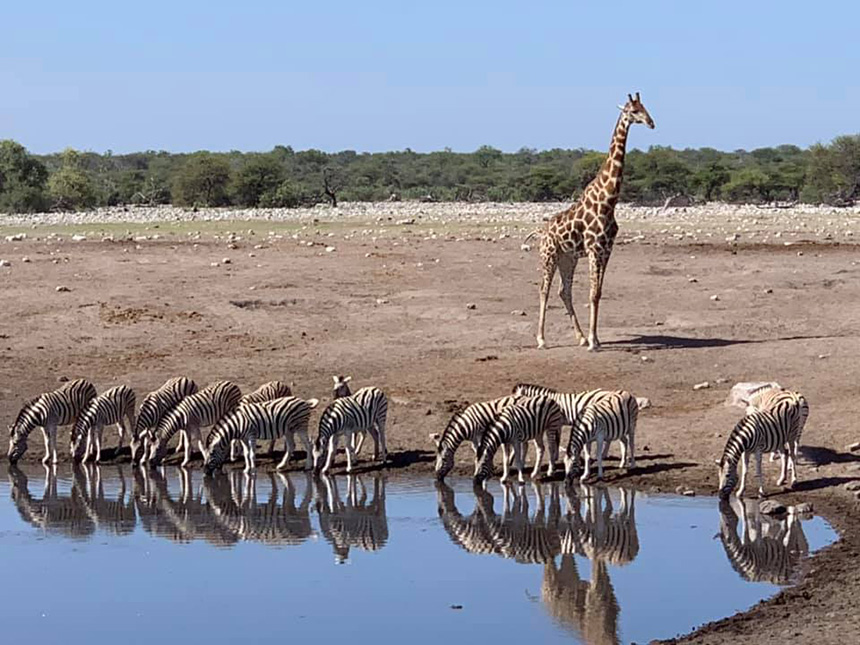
[0,135,859,214]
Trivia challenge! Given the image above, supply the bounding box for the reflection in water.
[6,464,387,555]
[317,474,389,563]
[436,481,633,645]
[719,498,810,585]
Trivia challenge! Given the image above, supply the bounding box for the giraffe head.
[618,92,655,129]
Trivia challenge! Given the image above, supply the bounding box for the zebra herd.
[6,374,809,499]
[6,376,387,476]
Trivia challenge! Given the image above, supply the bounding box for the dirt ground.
[2,214,860,643]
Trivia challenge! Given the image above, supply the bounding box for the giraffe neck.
[597,113,631,197]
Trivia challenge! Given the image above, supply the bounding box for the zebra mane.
[512,383,556,397]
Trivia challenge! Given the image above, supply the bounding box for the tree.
[323,167,340,207]
[475,145,502,169]
[0,140,48,213]
[172,153,231,206]
[723,168,771,202]
[47,148,97,211]
[691,161,730,201]
[233,155,284,206]
[571,152,605,193]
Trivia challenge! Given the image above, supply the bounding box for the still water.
[0,465,836,645]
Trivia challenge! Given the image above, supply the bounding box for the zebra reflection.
[436,482,634,645]
[718,497,810,585]
[7,464,96,539]
[204,470,315,546]
[316,473,388,563]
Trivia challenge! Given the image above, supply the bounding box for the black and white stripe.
[7,379,97,465]
[149,381,242,466]
[432,396,518,481]
[718,406,797,499]
[474,395,563,484]
[235,380,295,458]
[747,387,809,471]
[719,498,810,585]
[564,392,639,482]
[71,385,136,463]
[313,387,388,474]
[133,377,198,463]
[332,375,353,399]
[316,473,388,564]
[204,396,319,473]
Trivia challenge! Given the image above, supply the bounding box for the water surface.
[0,465,835,644]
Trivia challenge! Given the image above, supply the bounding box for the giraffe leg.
[557,254,587,346]
[587,253,608,351]
[536,250,557,349]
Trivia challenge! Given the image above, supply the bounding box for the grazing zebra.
[747,386,809,468]
[8,379,97,465]
[233,380,295,459]
[719,498,810,585]
[564,392,639,482]
[431,396,518,481]
[133,377,198,464]
[204,396,319,474]
[70,385,136,463]
[313,387,388,474]
[316,473,389,564]
[474,396,563,484]
[149,381,242,467]
[513,383,649,460]
[718,407,798,499]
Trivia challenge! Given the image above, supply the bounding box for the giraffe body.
[534,93,654,351]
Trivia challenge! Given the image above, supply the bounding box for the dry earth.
[2,202,860,643]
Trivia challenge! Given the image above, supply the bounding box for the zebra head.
[431,434,454,481]
[564,431,586,481]
[718,458,738,500]
[203,438,229,475]
[332,375,352,399]
[70,419,89,462]
[7,427,26,464]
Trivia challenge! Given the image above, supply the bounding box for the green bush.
[0,140,49,213]
[47,148,97,211]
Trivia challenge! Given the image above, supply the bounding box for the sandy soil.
[2,205,860,643]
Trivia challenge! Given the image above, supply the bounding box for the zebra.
[70,385,136,463]
[204,396,319,474]
[8,379,97,465]
[316,473,389,564]
[132,377,198,464]
[718,497,810,585]
[718,406,799,499]
[513,383,650,460]
[149,381,242,467]
[474,395,563,484]
[232,380,295,459]
[431,396,518,481]
[564,392,639,482]
[747,387,809,470]
[313,387,388,474]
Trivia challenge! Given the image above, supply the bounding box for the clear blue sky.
[2,0,858,154]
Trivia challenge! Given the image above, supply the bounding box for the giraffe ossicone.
[533,93,655,351]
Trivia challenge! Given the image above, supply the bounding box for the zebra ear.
[344,376,352,383]
[429,433,441,446]
[332,376,339,385]
[307,398,320,409]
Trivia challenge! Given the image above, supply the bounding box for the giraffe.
[532,92,655,350]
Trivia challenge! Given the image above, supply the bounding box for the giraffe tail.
[523,229,542,244]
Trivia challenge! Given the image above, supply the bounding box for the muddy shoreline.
[3,210,860,643]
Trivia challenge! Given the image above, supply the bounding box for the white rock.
[520,244,531,252]
[466,303,477,310]
[21,256,30,263]
[510,310,527,316]
[693,382,710,391]
[5,234,25,242]
[0,259,11,267]
[710,295,720,301]
[55,285,71,292]
[847,442,860,453]
[376,298,390,305]
[640,355,653,363]
[325,246,336,253]
[72,234,86,242]
[222,258,232,264]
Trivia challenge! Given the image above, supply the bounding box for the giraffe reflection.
[718,497,810,585]
[316,473,389,563]
[436,481,637,645]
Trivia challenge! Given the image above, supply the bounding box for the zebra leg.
[277,432,296,471]
[619,440,628,471]
[737,454,749,497]
[790,441,799,486]
[41,427,52,465]
[580,446,591,482]
[353,431,366,456]
[116,422,125,450]
[500,443,512,483]
[344,440,356,474]
[246,437,257,474]
[175,432,185,454]
[627,426,636,469]
[595,435,606,481]
[755,451,765,498]
[515,442,526,485]
[322,436,337,474]
[94,425,104,463]
[531,439,545,479]
[181,424,197,468]
[267,439,277,456]
[376,421,388,463]
[777,450,788,487]
[299,431,313,471]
